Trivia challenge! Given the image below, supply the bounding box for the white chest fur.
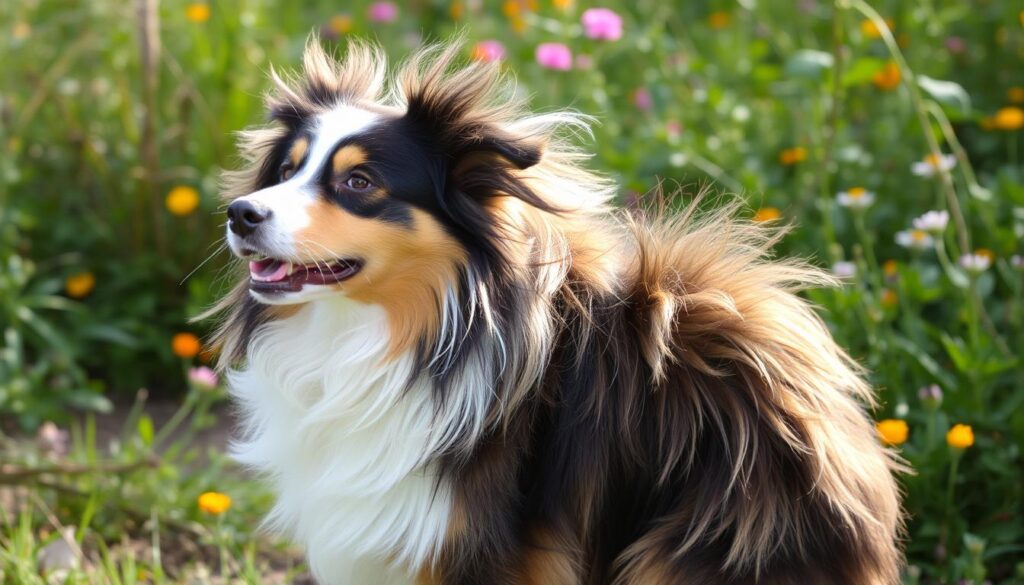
[228,298,452,584]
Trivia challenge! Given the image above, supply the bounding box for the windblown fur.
[207,38,904,585]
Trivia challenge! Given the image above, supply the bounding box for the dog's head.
[225,41,546,307]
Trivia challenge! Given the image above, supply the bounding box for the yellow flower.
[1007,87,1024,104]
[882,259,899,277]
[328,14,353,35]
[12,21,31,40]
[860,18,894,39]
[708,11,730,29]
[992,107,1024,131]
[876,419,908,445]
[872,61,901,91]
[946,424,974,449]
[502,0,521,17]
[166,185,200,216]
[198,492,232,515]
[172,333,202,359]
[65,272,96,299]
[974,248,995,262]
[778,146,808,165]
[185,3,211,23]
[552,0,573,11]
[752,207,781,222]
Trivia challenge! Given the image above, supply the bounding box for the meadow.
[1,0,1023,582]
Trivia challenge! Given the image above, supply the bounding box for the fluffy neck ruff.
[228,297,458,583]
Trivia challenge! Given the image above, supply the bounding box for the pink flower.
[471,40,505,63]
[581,8,623,41]
[367,1,398,23]
[574,53,594,70]
[666,120,682,139]
[535,43,573,71]
[188,366,219,391]
[944,36,966,55]
[632,87,653,111]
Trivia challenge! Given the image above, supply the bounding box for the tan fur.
[516,527,582,585]
[288,136,309,168]
[331,144,366,174]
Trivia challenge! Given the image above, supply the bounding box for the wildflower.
[895,229,934,250]
[1012,255,1024,269]
[37,422,70,457]
[860,18,894,39]
[946,424,974,449]
[1008,87,1024,104]
[172,333,202,359]
[911,153,956,177]
[574,54,594,70]
[836,187,875,209]
[65,272,96,298]
[882,260,898,278]
[778,146,807,165]
[581,8,623,41]
[832,261,857,279]
[880,288,898,308]
[552,0,573,11]
[876,419,908,445]
[912,210,949,234]
[708,11,730,29]
[535,43,573,71]
[992,107,1024,131]
[188,366,219,391]
[632,87,653,111]
[872,61,901,90]
[918,384,943,408]
[327,14,353,35]
[12,22,31,40]
[449,1,463,20]
[198,492,232,515]
[471,40,505,63]
[944,36,966,54]
[367,1,398,23]
[666,120,682,141]
[185,3,211,23]
[752,207,781,222]
[959,252,992,274]
[166,185,200,216]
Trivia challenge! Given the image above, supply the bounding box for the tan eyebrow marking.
[332,144,367,174]
[289,136,309,168]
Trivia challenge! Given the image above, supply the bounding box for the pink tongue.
[249,260,291,282]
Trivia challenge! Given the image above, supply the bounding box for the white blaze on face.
[226,104,381,260]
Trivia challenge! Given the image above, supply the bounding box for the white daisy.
[895,229,934,250]
[911,153,956,177]
[832,261,857,279]
[959,253,991,274]
[836,187,876,209]
[912,210,949,234]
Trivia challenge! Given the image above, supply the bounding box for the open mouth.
[245,254,363,293]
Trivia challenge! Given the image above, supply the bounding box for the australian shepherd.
[206,39,903,584]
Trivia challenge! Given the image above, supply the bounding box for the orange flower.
[708,11,730,29]
[752,207,781,222]
[328,14,353,35]
[880,289,898,308]
[166,186,200,216]
[198,492,232,515]
[992,107,1024,131]
[172,333,202,359]
[882,260,898,277]
[185,3,211,23]
[65,272,96,299]
[872,61,901,90]
[876,419,908,445]
[860,18,894,39]
[449,1,463,20]
[946,424,974,449]
[778,146,808,165]
[552,0,573,11]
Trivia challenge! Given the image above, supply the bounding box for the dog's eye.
[280,163,295,182]
[345,174,372,191]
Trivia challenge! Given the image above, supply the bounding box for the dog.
[206,39,903,584]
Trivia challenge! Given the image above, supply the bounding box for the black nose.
[227,200,270,237]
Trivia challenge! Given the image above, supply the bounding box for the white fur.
[229,297,455,584]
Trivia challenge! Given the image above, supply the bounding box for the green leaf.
[918,76,971,114]
[784,50,834,80]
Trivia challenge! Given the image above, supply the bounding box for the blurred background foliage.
[1,0,1023,582]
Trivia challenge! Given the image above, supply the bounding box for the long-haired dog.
[206,39,903,584]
